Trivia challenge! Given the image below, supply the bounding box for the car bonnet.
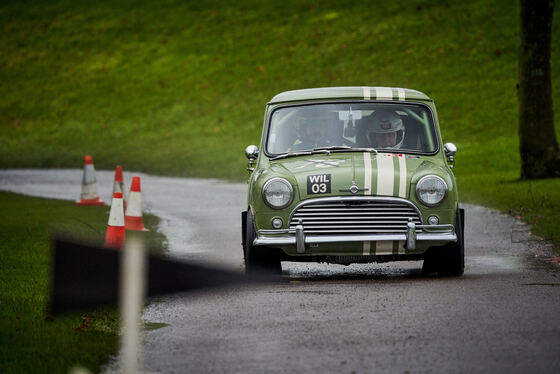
[270,152,430,201]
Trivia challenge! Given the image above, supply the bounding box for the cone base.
[76,198,105,206]
[105,226,125,249]
[125,216,149,231]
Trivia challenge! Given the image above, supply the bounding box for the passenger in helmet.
[365,110,405,149]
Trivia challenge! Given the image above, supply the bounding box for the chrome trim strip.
[258,223,451,236]
[253,232,457,246]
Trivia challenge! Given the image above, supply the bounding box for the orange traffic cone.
[112,166,126,211]
[105,191,126,248]
[76,155,104,206]
[125,176,148,231]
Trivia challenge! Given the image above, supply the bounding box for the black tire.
[421,248,439,275]
[244,210,282,275]
[436,208,465,277]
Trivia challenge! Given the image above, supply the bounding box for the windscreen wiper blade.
[269,151,312,161]
[270,146,378,160]
[310,146,351,155]
[312,146,378,154]
[348,147,378,154]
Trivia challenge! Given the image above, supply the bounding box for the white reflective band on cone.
[108,198,125,226]
[126,192,143,217]
[80,182,100,200]
[83,164,97,184]
[113,181,124,194]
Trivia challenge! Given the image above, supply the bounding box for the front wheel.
[437,208,465,276]
[244,211,282,275]
[422,208,464,277]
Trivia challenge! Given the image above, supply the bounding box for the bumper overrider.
[253,197,457,254]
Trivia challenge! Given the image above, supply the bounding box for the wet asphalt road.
[1,169,559,374]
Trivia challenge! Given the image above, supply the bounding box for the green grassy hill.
[1,0,559,244]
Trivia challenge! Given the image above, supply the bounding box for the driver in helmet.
[292,115,331,151]
[366,110,405,149]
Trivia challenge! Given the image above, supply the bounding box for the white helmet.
[366,110,405,148]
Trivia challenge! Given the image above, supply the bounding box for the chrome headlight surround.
[416,175,448,207]
[262,178,294,209]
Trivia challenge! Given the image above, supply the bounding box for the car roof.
[268,86,432,105]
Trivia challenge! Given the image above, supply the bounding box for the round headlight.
[416,175,447,206]
[263,178,293,209]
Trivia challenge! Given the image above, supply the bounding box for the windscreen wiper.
[348,147,378,154]
[312,146,378,154]
[312,146,351,152]
[270,146,378,161]
[269,151,313,161]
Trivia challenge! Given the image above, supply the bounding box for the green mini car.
[242,87,464,276]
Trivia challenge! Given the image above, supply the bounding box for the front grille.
[289,198,422,235]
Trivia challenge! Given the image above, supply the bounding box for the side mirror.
[444,143,457,168]
[245,145,259,172]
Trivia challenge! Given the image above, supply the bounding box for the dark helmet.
[295,106,330,142]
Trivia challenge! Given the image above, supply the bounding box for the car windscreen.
[266,102,438,155]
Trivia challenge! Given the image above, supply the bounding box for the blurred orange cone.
[105,192,126,248]
[76,155,104,206]
[112,166,126,210]
[125,176,148,231]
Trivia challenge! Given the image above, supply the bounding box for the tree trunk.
[518,0,559,179]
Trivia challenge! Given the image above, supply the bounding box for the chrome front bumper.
[254,220,457,254]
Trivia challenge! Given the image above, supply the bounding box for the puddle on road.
[280,254,560,281]
[468,256,523,271]
[143,322,170,331]
[269,289,340,295]
[468,254,560,274]
[281,261,425,282]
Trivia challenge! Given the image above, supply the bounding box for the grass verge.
[0,0,559,249]
[0,191,166,374]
